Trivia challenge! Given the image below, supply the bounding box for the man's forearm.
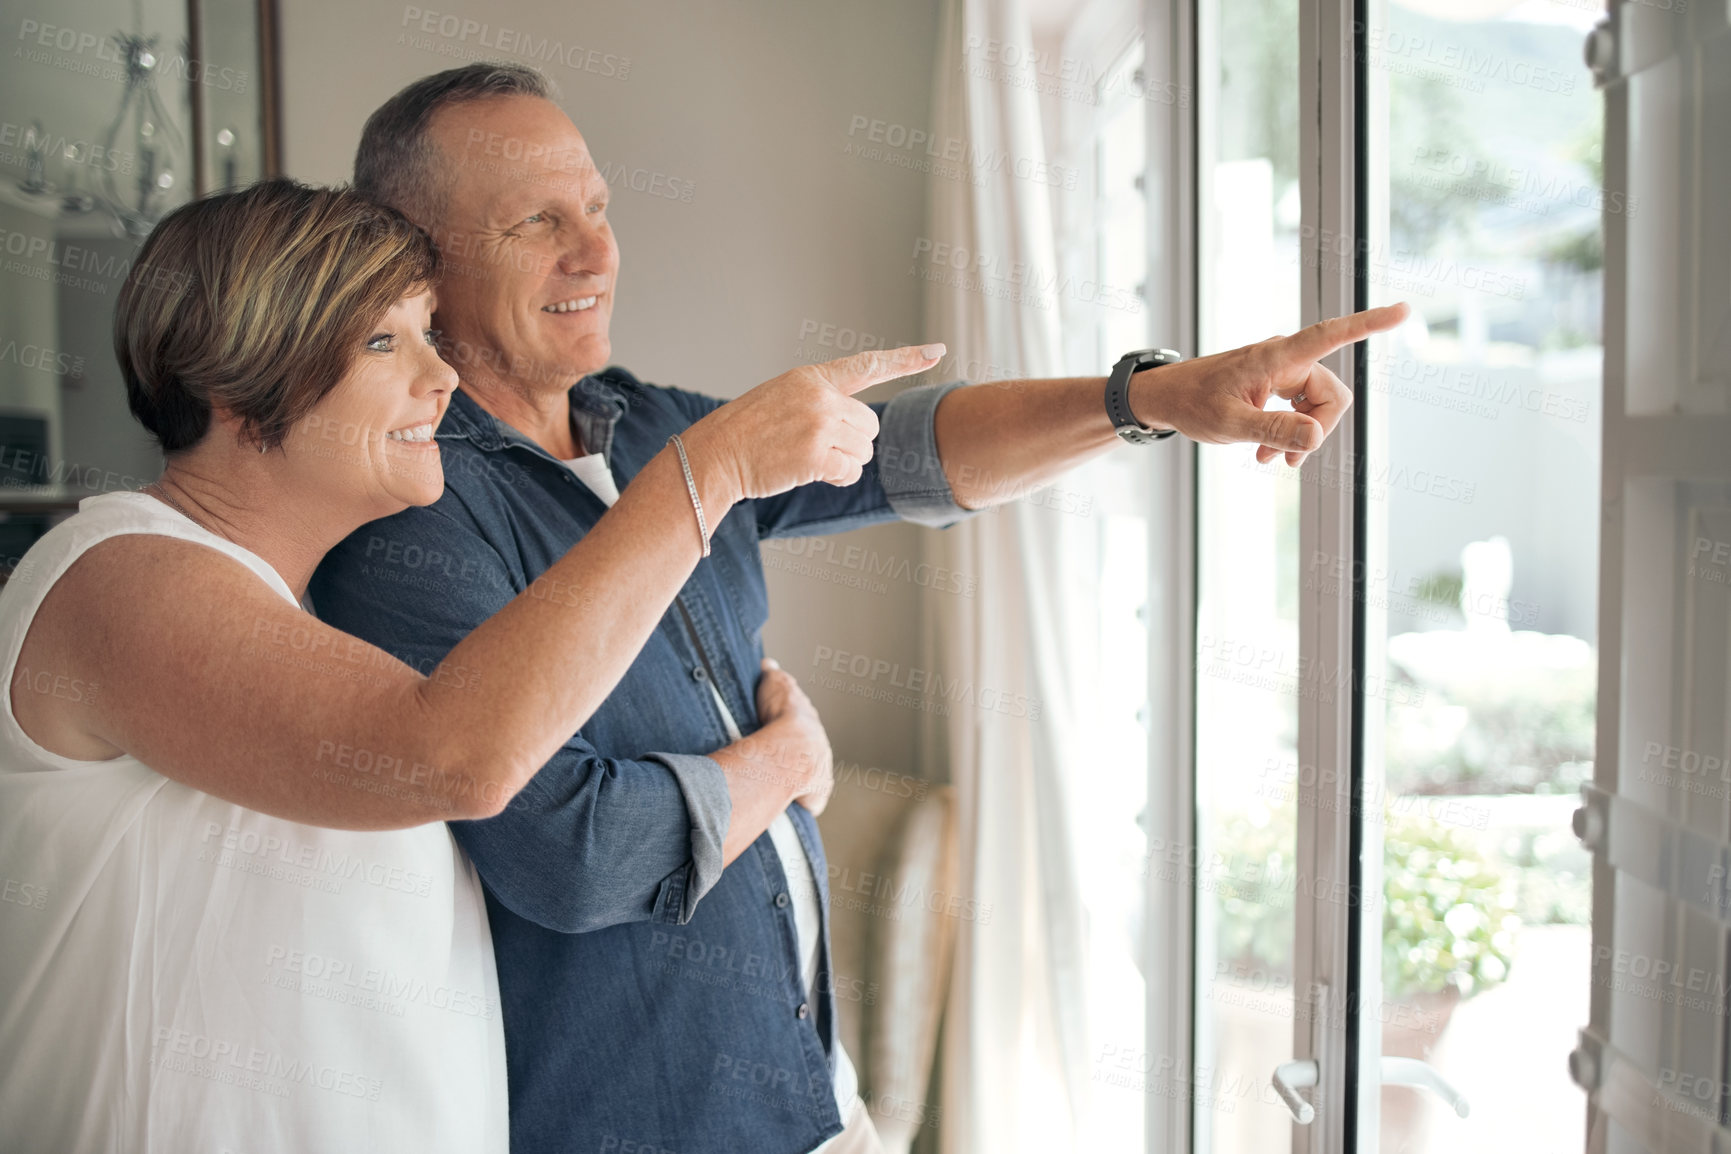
[929,306,1413,501]
[932,373,1131,510]
[709,716,820,864]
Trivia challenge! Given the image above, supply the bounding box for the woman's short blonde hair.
[116,179,441,453]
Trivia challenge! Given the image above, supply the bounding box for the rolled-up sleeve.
[455,741,730,932]
[874,380,974,527]
[307,501,731,932]
[641,751,729,923]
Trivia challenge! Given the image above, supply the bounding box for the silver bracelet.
[667,434,711,557]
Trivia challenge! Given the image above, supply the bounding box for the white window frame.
[1291,1,1376,1151]
[1138,0,1199,1149]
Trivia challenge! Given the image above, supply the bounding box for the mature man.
[312,64,1403,1153]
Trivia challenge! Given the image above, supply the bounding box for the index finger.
[811,343,947,396]
[1283,302,1410,364]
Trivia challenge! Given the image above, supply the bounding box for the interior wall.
[279,0,944,1081]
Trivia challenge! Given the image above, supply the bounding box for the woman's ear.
[204,404,265,454]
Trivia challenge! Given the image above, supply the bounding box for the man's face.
[423,95,619,396]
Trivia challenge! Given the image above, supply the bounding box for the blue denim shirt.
[308,368,968,1154]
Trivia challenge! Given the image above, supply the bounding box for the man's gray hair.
[355,63,555,226]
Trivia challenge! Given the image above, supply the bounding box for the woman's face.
[281,289,458,518]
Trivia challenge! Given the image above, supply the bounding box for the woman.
[0,179,939,1152]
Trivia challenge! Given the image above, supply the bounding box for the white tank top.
[0,491,507,1153]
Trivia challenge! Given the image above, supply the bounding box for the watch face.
[1118,348,1182,372]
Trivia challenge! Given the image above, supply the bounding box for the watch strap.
[1106,348,1182,445]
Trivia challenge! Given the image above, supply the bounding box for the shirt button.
[775,892,790,908]
[796,1002,810,1019]
[692,666,708,682]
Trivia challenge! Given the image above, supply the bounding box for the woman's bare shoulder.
[14,533,299,754]
[51,530,282,612]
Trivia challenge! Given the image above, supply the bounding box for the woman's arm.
[15,346,933,830]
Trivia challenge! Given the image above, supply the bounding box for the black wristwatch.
[1105,347,1183,445]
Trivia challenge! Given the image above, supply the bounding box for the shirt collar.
[438,371,631,462]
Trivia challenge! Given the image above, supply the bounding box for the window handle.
[1380,1057,1471,1118]
[1270,1057,1469,1125]
[1271,1059,1319,1124]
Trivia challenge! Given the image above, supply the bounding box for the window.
[1187,0,1601,1149]
[1047,3,1606,1148]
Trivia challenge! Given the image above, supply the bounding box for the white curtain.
[916,1,1095,1149]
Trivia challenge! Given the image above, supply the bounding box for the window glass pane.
[1194,0,1302,1148]
[1365,3,1599,1150]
